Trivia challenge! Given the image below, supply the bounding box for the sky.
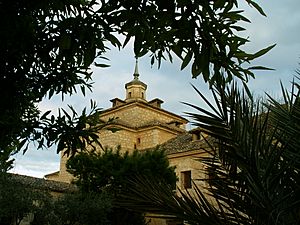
[10,1,300,178]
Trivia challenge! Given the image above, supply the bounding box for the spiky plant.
[118,78,300,225]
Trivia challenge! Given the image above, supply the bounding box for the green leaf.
[80,85,86,96]
[38,138,44,149]
[22,143,29,154]
[59,34,72,50]
[123,35,132,48]
[151,55,155,65]
[181,51,193,70]
[94,62,111,68]
[246,0,267,16]
[222,11,250,23]
[247,66,274,71]
[191,62,201,78]
[171,44,183,59]
[231,25,246,31]
[242,81,253,101]
[107,34,121,48]
[213,0,226,10]
[17,139,27,151]
[68,105,77,117]
[61,108,71,121]
[249,44,276,60]
[84,48,96,67]
[40,110,51,120]
[51,115,55,124]
[134,30,143,57]
[48,89,55,99]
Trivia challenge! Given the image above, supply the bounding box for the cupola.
[125,58,147,103]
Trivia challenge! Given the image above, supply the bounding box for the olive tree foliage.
[110,0,274,82]
[0,0,272,168]
[0,0,117,169]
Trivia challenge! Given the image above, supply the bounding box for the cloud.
[11,146,60,178]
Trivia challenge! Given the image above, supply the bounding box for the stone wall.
[168,150,209,193]
[47,101,188,183]
[53,127,181,183]
[57,154,74,183]
[100,127,179,151]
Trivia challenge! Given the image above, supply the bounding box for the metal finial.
[133,57,139,79]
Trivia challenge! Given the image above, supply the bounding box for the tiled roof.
[158,133,213,154]
[9,173,77,193]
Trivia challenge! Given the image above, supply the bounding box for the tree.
[117,77,300,225]
[0,171,111,225]
[0,0,116,168]
[66,148,177,225]
[1,0,273,167]
[0,173,49,225]
[32,191,112,225]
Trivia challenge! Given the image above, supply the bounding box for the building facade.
[45,60,209,194]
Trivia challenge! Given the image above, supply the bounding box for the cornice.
[101,100,188,123]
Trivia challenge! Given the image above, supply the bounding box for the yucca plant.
[118,78,300,225]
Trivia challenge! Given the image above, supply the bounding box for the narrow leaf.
[249,44,276,60]
[181,51,193,70]
[40,110,52,120]
[94,62,110,68]
[247,66,274,71]
[246,0,267,16]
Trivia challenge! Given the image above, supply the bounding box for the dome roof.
[125,77,147,89]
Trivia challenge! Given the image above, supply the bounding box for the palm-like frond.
[118,80,300,225]
[118,175,245,225]
[267,78,300,168]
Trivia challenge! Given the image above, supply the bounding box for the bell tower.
[125,58,147,103]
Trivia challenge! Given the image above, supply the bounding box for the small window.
[134,143,137,149]
[181,171,192,189]
[128,92,132,98]
[141,92,144,98]
[137,138,141,144]
[192,132,201,141]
